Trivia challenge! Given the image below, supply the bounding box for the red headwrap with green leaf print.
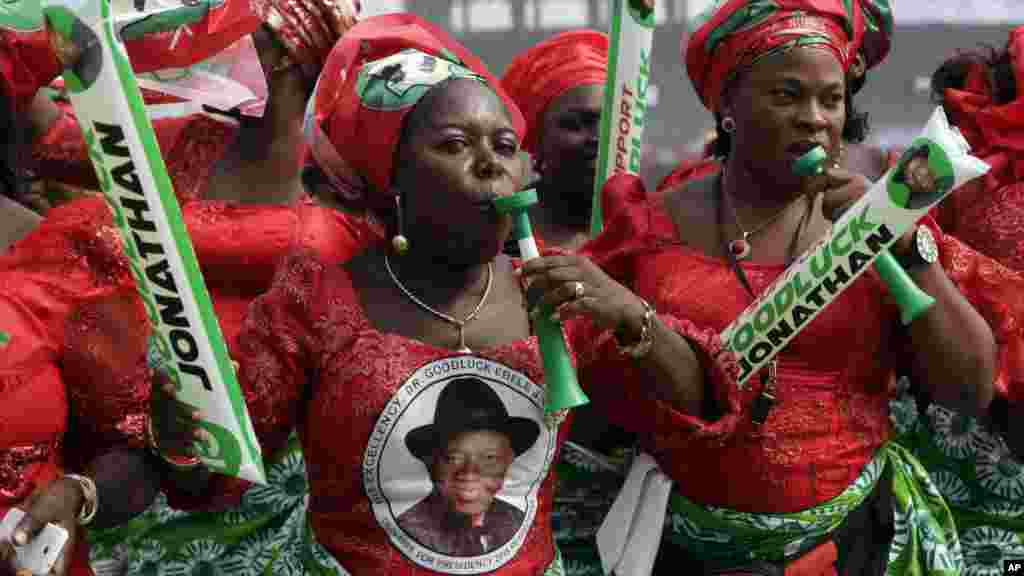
[304,13,524,212]
[683,0,892,112]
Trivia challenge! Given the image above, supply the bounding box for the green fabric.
[90,431,567,575]
[663,443,962,574]
[87,436,308,575]
[891,394,1024,575]
[551,442,631,576]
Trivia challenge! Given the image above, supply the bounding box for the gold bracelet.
[615,299,655,359]
[63,474,97,526]
[146,418,202,470]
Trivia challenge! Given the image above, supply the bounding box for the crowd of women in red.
[1,0,1023,575]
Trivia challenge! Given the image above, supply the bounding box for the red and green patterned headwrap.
[683,0,892,112]
[304,13,524,211]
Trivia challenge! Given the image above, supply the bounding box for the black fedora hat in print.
[406,377,541,462]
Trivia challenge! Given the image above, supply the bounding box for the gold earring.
[391,194,409,254]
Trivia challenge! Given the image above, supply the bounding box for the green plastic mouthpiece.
[792,146,829,177]
[493,189,589,413]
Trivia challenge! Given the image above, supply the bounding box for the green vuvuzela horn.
[494,189,588,413]
[794,146,935,325]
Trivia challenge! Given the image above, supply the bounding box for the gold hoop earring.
[391,194,409,254]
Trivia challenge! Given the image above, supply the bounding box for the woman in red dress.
[0,2,361,574]
[567,0,997,573]
[208,14,706,574]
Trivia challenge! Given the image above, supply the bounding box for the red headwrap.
[500,30,607,153]
[684,0,864,112]
[304,13,524,210]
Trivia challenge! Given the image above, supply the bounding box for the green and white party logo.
[42,4,102,93]
[0,0,43,32]
[356,49,485,112]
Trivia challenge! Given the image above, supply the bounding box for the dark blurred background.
[364,0,1022,186]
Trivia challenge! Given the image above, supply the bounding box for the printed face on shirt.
[432,430,515,520]
[365,358,555,573]
[393,78,523,268]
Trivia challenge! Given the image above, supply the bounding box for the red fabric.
[683,2,852,112]
[936,26,1024,270]
[654,155,720,198]
[119,0,261,75]
[0,0,259,113]
[0,28,61,112]
[308,13,524,206]
[500,30,608,153]
[0,195,373,509]
[29,103,237,202]
[229,244,704,573]
[579,173,902,513]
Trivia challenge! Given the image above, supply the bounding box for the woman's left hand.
[819,166,916,253]
[0,478,82,575]
[519,254,647,335]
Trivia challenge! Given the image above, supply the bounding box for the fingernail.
[13,530,27,546]
[192,410,202,420]
[513,267,522,276]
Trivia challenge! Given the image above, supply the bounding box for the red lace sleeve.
[235,251,323,461]
[582,173,654,284]
[0,197,132,340]
[28,106,237,203]
[578,173,746,443]
[935,228,1024,405]
[0,288,67,508]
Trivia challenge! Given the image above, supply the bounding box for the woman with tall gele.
[178,13,710,574]
[567,0,999,572]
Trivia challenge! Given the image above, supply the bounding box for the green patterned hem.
[663,443,963,574]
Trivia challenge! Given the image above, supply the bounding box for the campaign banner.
[43,0,265,483]
[591,0,655,236]
[720,107,990,387]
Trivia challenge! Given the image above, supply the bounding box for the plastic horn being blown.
[590,0,655,236]
[793,146,935,325]
[720,107,990,387]
[43,0,265,483]
[495,189,588,416]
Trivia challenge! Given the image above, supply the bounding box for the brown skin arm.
[618,301,707,415]
[200,27,307,205]
[521,254,707,416]
[898,245,997,417]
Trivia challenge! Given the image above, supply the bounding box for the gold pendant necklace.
[384,254,493,353]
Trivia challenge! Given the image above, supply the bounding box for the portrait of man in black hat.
[397,377,541,558]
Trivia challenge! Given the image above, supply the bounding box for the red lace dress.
[580,174,905,513]
[29,93,239,203]
[0,197,371,576]
[228,245,708,575]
